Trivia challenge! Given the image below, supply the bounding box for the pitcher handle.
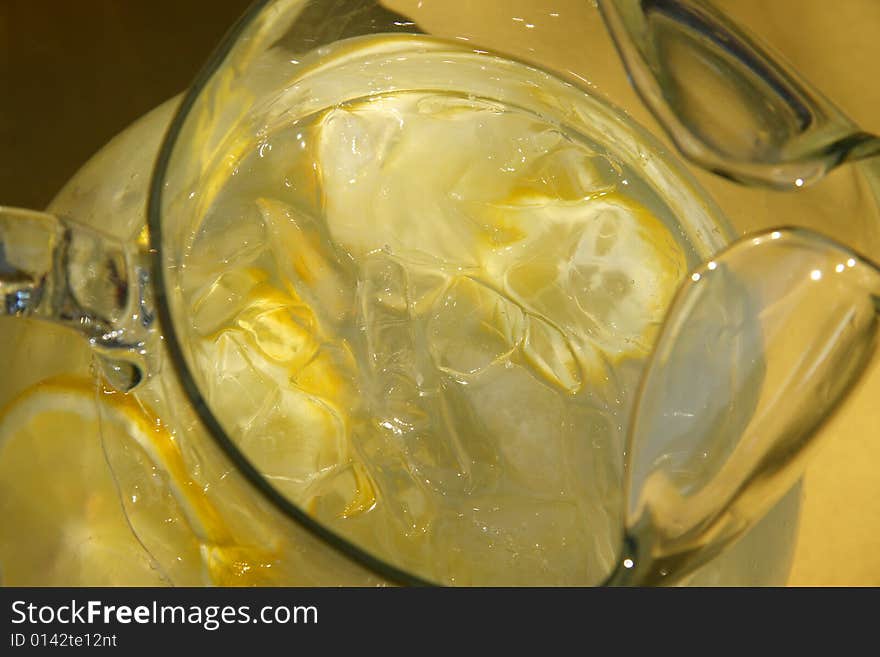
[597,0,880,188]
[0,206,155,391]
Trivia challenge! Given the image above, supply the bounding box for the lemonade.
[0,36,718,586]
[175,38,705,585]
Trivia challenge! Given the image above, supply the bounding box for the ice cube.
[426,276,524,379]
[257,196,356,326]
[347,421,436,540]
[189,267,268,337]
[356,254,487,496]
[186,201,267,283]
[317,96,501,267]
[467,362,566,491]
[359,253,414,376]
[522,314,583,394]
[510,147,621,203]
[236,385,347,503]
[199,330,276,429]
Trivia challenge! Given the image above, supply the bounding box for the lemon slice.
[0,377,170,585]
[0,376,278,585]
[499,192,688,363]
[193,269,378,520]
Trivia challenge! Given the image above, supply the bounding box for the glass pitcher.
[1,0,878,586]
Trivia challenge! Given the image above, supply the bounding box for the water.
[178,38,714,585]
